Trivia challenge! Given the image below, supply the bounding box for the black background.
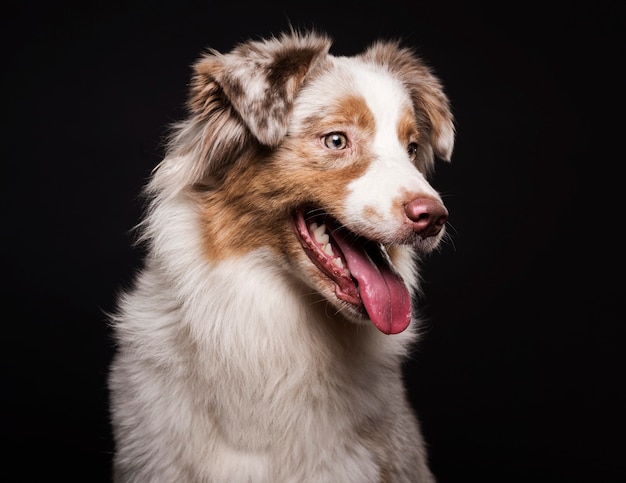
[2,1,623,481]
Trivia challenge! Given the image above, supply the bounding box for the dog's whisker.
[440,227,458,252]
[444,220,460,240]
[438,191,456,200]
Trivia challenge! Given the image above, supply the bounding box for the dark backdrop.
[2,1,623,482]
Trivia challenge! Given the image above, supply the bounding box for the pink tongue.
[332,230,412,335]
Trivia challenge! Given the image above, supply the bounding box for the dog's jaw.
[292,208,361,305]
[292,208,412,334]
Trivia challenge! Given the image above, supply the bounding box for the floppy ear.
[360,41,455,171]
[156,31,330,193]
[190,31,331,147]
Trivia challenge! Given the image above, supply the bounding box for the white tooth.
[309,222,318,232]
[334,257,344,268]
[323,243,334,256]
[313,223,329,244]
[344,268,351,276]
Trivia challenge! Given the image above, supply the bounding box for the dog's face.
[173,32,454,335]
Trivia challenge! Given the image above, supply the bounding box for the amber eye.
[323,132,348,150]
[407,142,419,161]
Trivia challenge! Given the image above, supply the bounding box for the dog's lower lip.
[293,208,362,306]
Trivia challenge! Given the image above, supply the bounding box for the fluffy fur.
[109,30,454,482]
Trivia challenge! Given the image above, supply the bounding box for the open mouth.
[292,208,412,335]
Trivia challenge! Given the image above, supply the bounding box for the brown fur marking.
[199,93,379,261]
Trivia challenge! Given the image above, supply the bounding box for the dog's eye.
[323,133,348,150]
[407,142,419,161]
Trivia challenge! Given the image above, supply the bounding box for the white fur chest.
[113,246,413,482]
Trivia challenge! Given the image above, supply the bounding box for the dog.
[108,30,454,482]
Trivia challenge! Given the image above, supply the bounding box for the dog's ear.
[190,31,332,147]
[156,32,330,192]
[360,41,455,171]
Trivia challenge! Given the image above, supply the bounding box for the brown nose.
[405,197,449,238]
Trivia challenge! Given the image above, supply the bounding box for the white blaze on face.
[343,63,441,235]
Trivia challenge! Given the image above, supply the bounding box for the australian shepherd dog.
[108,30,455,482]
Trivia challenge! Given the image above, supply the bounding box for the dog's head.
[160,31,454,335]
